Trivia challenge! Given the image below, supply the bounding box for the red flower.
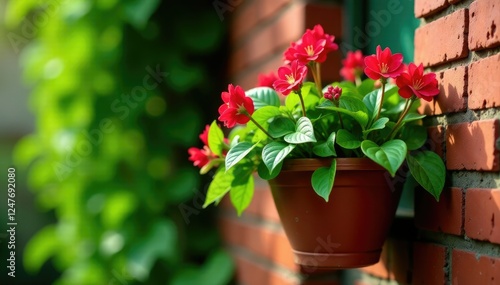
[364,46,405,80]
[396,63,440,102]
[324,86,342,101]
[188,146,210,168]
[199,124,209,145]
[340,50,364,82]
[218,84,255,128]
[284,24,338,64]
[257,72,278,88]
[273,60,308,96]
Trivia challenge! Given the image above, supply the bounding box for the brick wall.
[221,0,500,284]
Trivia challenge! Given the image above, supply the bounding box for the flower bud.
[324,86,342,101]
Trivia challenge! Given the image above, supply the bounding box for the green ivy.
[6,0,233,284]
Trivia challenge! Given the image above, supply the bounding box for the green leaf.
[203,167,232,208]
[172,250,234,285]
[317,97,369,129]
[284,117,317,144]
[262,142,296,172]
[400,125,427,150]
[363,117,390,136]
[225,141,259,171]
[362,89,382,122]
[257,160,283,180]
[268,117,295,138]
[337,129,361,149]
[246,87,280,109]
[127,219,177,281]
[407,151,445,201]
[285,93,301,111]
[402,113,426,123]
[311,159,336,202]
[247,106,281,131]
[361,140,407,177]
[313,132,337,157]
[230,175,254,215]
[357,79,375,96]
[208,121,224,156]
[125,0,161,29]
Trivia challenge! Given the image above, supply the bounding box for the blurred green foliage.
[5,0,233,284]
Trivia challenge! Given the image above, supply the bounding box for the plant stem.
[310,62,323,98]
[247,114,274,139]
[337,111,344,129]
[375,79,387,121]
[388,98,414,139]
[355,75,362,87]
[296,88,307,117]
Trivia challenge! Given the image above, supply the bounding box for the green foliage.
[407,151,446,200]
[311,159,336,202]
[8,0,231,284]
[361,140,407,177]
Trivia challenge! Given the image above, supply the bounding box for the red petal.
[364,67,381,80]
[364,55,379,71]
[398,86,414,99]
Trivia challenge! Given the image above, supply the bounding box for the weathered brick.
[414,9,469,67]
[468,53,500,109]
[219,216,296,271]
[418,66,467,115]
[415,0,449,18]
[446,119,500,171]
[231,0,292,44]
[452,250,500,284]
[229,3,305,76]
[465,188,500,244]
[235,256,300,285]
[415,187,464,235]
[413,243,446,285]
[469,0,500,51]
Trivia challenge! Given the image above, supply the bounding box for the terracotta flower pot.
[268,158,402,271]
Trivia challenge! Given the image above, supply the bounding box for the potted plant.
[188,25,445,270]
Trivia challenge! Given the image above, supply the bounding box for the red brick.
[413,243,446,285]
[245,182,282,222]
[229,3,343,77]
[469,0,500,51]
[233,54,284,90]
[229,3,305,75]
[418,66,467,115]
[231,0,292,44]
[235,256,300,285]
[415,187,464,235]
[446,119,500,171]
[219,216,297,271]
[465,188,500,244]
[427,125,445,159]
[415,0,449,18]
[414,9,469,67]
[452,250,500,284]
[468,53,500,109]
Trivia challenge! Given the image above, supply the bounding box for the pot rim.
[281,157,385,172]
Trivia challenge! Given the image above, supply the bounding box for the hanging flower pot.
[188,24,447,271]
[268,158,402,270]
